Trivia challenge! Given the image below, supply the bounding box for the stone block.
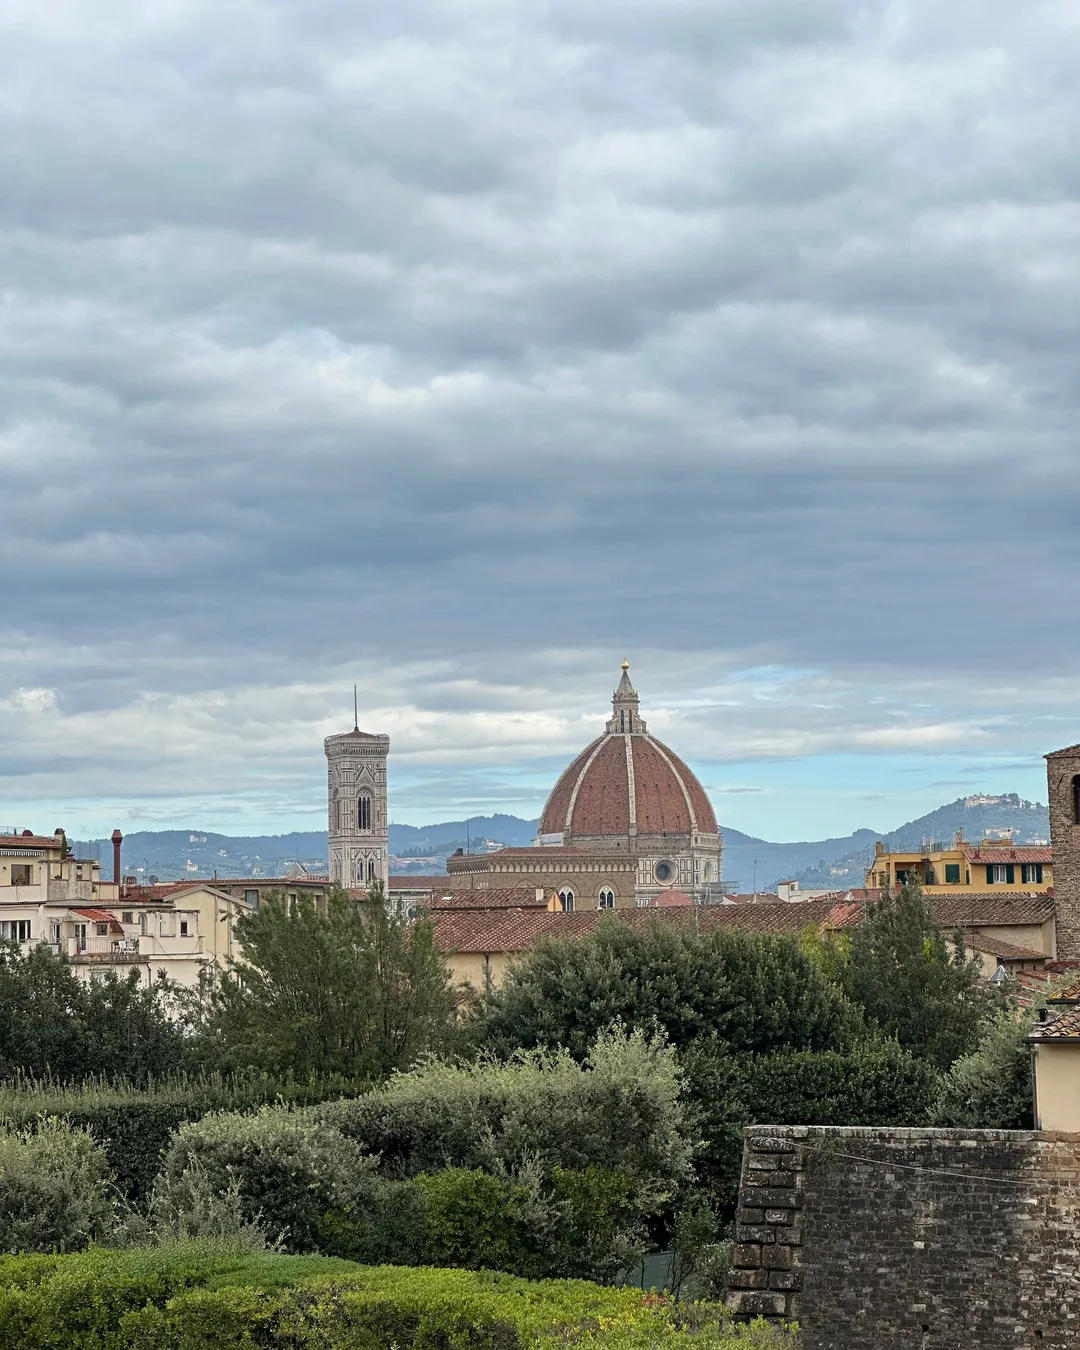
[727,1268,770,1290]
[742,1188,798,1208]
[765,1208,794,1225]
[763,1244,794,1270]
[731,1243,762,1268]
[739,1207,765,1224]
[736,1225,775,1244]
[726,1291,788,1319]
[769,1270,803,1292]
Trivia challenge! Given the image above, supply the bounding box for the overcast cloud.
[2,0,1079,840]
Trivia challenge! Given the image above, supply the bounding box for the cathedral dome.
[539,664,718,842]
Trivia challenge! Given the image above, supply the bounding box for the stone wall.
[728,1125,1080,1350]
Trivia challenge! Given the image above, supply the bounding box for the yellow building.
[864,835,1052,895]
[1029,977,1080,1131]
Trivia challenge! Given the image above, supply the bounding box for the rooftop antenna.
[353,684,358,732]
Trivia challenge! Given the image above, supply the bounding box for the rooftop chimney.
[111,829,123,889]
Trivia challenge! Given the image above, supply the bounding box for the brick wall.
[728,1125,1080,1350]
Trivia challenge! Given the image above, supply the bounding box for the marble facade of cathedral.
[324,721,390,889]
[446,664,723,909]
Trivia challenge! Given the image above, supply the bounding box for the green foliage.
[0,1072,358,1201]
[471,917,862,1060]
[210,882,457,1079]
[416,1168,526,1273]
[0,941,195,1083]
[0,1242,796,1349]
[841,879,991,1070]
[329,1026,693,1210]
[159,1104,376,1252]
[681,1037,940,1202]
[128,1156,275,1250]
[0,1117,119,1254]
[929,1003,1035,1129]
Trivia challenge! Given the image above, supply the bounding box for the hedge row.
[0,1074,362,1200]
[0,1242,794,1350]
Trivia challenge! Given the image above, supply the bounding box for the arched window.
[358,795,371,830]
[368,858,376,881]
[598,888,614,910]
[1073,775,1080,826]
[558,887,575,913]
[356,860,365,882]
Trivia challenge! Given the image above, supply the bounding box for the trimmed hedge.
[0,1074,362,1201]
[0,1242,794,1349]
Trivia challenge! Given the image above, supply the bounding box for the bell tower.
[325,698,390,891]
[1047,742,1080,958]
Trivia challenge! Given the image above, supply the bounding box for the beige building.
[1029,977,1080,1131]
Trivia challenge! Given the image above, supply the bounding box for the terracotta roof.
[930,894,1054,926]
[483,846,585,858]
[1045,743,1080,760]
[72,908,124,933]
[1049,975,1080,1004]
[388,875,450,890]
[1029,1007,1080,1040]
[0,835,62,850]
[428,888,548,911]
[962,846,1052,864]
[539,732,717,842]
[652,890,694,908]
[963,933,1048,961]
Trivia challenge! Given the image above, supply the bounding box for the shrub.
[0,1243,796,1349]
[929,1004,1035,1129]
[0,1072,360,1201]
[159,1104,376,1252]
[330,1027,693,1211]
[0,1116,118,1253]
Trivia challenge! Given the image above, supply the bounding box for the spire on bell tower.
[607,659,647,734]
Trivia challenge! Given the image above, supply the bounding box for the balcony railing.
[67,937,143,961]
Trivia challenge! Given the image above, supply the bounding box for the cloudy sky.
[3,0,1079,843]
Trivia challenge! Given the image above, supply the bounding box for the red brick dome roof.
[539,667,718,840]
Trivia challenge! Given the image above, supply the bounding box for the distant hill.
[787,794,1049,890]
[72,794,1050,890]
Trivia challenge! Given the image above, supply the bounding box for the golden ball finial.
[621,659,630,671]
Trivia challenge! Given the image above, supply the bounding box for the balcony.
[67,936,145,963]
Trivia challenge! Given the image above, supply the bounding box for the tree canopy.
[209,882,457,1079]
[470,916,863,1059]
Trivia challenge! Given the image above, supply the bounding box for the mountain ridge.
[72,793,1048,889]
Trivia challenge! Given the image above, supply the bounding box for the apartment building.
[864,835,1053,895]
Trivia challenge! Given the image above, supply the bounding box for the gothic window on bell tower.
[358,795,372,830]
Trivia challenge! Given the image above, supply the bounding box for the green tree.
[470,917,862,1059]
[0,941,193,1082]
[929,1002,1035,1129]
[842,879,990,1070]
[210,882,456,1079]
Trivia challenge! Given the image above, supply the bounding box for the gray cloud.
[2,0,1079,832]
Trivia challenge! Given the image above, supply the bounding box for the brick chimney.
[111,829,123,890]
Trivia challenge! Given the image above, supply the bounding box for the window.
[944,864,961,884]
[895,869,910,885]
[179,917,189,937]
[358,795,372,830]
[121,911,133,924]
[1074,775,1080,825]
[368,858,376,882]
[244,889,258,906]
[158,912,176,938]
[655,860,673,883]
[0,920,30,942]
[95,923,109,937]
[598,888,615,910]
[10,864,31,886]
[558,887,575,913]
[1022,863,1043,885]
[987,864,1014,885]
